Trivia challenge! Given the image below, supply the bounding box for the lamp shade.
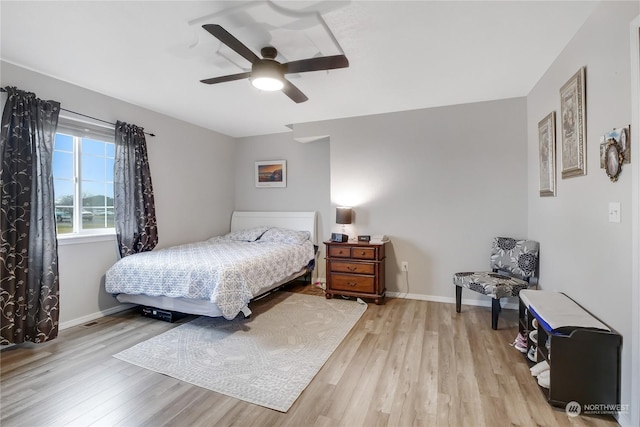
[336,207,353,225]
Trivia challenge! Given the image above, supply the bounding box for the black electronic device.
[141,306,187,323]
[331,233,348,242]
[358,235,371,242]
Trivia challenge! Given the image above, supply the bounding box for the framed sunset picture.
[255,160,287,188]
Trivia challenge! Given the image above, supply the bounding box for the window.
[53,118,115,236]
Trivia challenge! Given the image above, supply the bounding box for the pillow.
[259,227,310,245]
[222,226,270,242]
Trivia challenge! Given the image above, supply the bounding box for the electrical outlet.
[401,261,409,272]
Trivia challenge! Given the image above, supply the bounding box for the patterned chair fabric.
[453,237,539,330]
[453,271,530,299]
[490,237,539,280]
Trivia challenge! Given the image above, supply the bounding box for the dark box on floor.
[140,306,187,323]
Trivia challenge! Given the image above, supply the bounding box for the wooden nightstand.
[324,240,386,304]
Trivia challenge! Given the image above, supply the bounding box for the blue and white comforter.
[105,236,315,319]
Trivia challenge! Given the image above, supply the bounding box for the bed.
[105,211,317,319]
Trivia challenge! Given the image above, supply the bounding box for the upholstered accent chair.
[453,237,539,330]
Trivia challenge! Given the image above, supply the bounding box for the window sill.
[57,233,116,246]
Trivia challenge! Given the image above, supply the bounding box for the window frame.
[54,115,116,239]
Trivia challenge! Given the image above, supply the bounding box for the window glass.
[82,138,106,156]
[54,133,73,152]
[53,120,115,236]
[106,158,114,182]
[81,155,107,181]
[53,134,74,180]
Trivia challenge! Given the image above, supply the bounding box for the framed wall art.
[599,126,630,169]
[538,112,556,196]
[255,160,287,188]
[604,139,624,182]
[559,67,587,178]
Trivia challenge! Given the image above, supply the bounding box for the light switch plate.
[608,202,621,223]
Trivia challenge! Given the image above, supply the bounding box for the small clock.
[357,235,371,242]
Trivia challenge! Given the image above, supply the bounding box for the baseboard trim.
[59,304,135,331]
[317,277,519,310]
[385,291,518,310]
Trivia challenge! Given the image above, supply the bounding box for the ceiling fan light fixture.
[200,25,348,103]
[251,60,284,91]
[251,76,284,91]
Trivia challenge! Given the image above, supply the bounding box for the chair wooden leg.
[491,298,501,330]
[455,286,462,313]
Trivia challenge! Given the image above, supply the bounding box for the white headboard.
[230,211,318,244]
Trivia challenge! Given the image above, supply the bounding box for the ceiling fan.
[200,24,349,103]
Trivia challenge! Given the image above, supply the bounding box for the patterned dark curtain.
[114,120,158,257]
[0,87,61,345]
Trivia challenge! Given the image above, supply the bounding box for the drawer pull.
[360,251,366,256]
[338,250,344,254]
[347,266,357,272]
[348,282,357,287]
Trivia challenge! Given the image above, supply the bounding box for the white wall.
[526,2,639,424]
[234,132,331,279]
[277,97,528,303]
[1,61,236,327]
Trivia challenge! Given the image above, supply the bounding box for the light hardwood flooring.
[1,284,619,427]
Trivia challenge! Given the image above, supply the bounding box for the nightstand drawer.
[324,240,386,304]
[331,274,375,293]
[330,261,375,275]
[328,246,351,258]
[351,247,376,260]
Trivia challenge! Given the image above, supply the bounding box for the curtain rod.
[1,87,156,137]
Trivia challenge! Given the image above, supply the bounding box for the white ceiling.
[1,1,599,138]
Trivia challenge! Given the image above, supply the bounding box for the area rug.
[113,292,366,412]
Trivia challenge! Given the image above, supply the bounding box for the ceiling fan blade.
[284,55,349,74]
[202,24,260,65]
[281,79,308,103]
[200,72,252,85]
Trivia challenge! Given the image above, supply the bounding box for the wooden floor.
[1,284,619,427]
